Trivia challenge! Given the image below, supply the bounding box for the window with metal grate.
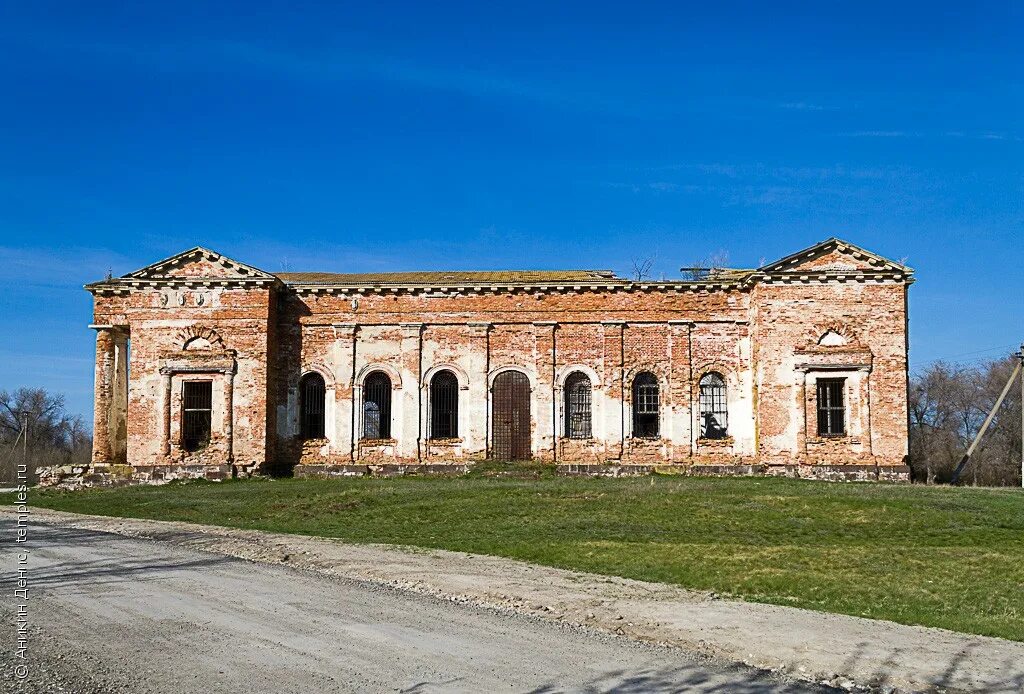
[817,378,846,436]
[362,372,392,439]
[564,371,593,439]
[300,372,326,439]
[632,371,660,438]
[430,370,459,439]
[182,380,212,452]
[699,372,728,439]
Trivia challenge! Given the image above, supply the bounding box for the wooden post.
[951,358,1023,484]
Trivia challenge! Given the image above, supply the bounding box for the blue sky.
[1,1,1021,421]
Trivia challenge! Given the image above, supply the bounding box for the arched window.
[299,372,326,439]
[362,372,392,439]
[564,372,592,439]
[699,372,728,439]
[429,370,459,439]
[632,371,660,438]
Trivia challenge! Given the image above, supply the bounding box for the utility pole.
[951,350,1023,485]
[1020,343,1023,489]
[22,412,29,478]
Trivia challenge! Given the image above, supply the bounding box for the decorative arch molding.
[555,364,602,389]
[355,363,403,389]
[623,364,669,391]
[423,363,470,390]
[488,365,538,390]
[177,325,225,351]
[691,362,736,393]
[300,362,335,388]
[805,321,867,350]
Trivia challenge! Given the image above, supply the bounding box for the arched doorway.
[491,371,531,460]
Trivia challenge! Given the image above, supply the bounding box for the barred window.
[564,371,592,439]
[299,372,326,440]
[430,370,459,439]
[182,380,212,452]
[817,378,846,436]
[699,372,728,439]
[632,371,660,438]
[362,372,392,439]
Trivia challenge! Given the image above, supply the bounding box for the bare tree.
[630,255,656,282]
[681,250,731,280]
[0,388,91,483]
[909,355,1022,486]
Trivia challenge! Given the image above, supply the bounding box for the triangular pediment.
[124,247,275,281]
[759,238,912,274]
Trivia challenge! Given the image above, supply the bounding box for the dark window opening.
[564,372,593,439]
[300,373,326,439]
[182,380,212,452]
[430,370,459,439]
[817,378,846,436]
[632,371,660,438]
[699,372,728,439]
[362,372,392,439]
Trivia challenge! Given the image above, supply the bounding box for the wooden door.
[491,371,531,460]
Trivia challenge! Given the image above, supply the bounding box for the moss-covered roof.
[275,270,624,286]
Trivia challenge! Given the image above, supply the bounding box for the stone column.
[398,323,423,461]
[224,365,236,464]
[668,320,693,460]
[110,330,129,464]
[332,323,359,462]
[90,326,115,466]
[90,325,127,466]
[468,322,491,459]
[159,368,173,457]
[601,321,626,461]
[533,322,557,461]
[799,368,811,455]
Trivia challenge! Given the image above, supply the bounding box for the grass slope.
[19,472,1024,641]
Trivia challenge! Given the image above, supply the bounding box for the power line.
[910,343,1019,368]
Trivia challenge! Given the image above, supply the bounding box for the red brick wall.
[91,260,909,477]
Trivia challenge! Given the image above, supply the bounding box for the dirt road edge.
[21,507,1024,693]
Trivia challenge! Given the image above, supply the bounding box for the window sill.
[427,438,463,445]
[359,438,397,446]
[808,435,857,445]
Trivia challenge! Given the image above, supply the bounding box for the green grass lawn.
[17,469,1024,641]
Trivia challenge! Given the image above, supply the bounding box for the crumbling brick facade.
[84,238,913,482]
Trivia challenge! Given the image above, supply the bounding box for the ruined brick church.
[85,238,913,482]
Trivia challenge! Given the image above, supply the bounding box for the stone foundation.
[40,460,910,488]
[294,463,472,479]
[293,461,911,481]
[765,464,911,482]
[38,463,241,490]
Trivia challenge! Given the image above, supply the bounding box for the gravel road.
[1,518,822,693]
